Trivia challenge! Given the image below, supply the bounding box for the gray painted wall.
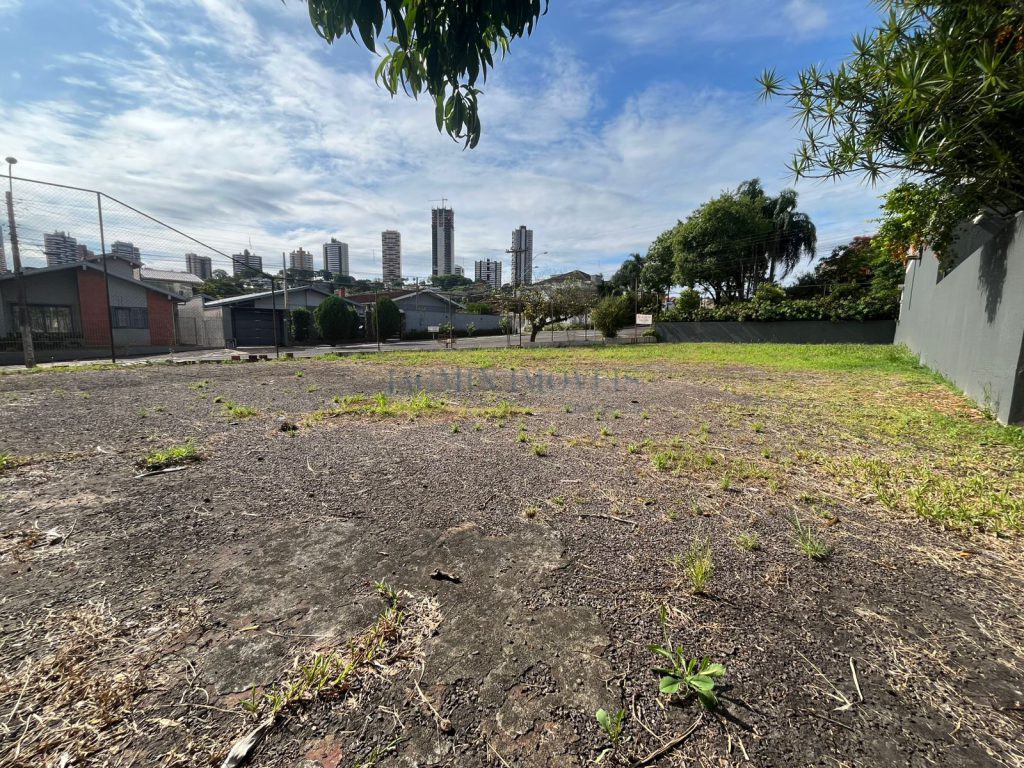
[0,270,82,337]
[402,308,502,333]
[896,212,1024,424]
[656,320,896,345]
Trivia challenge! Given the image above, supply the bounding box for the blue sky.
[0,0,889,280]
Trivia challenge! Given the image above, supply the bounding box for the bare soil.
[1,356,1022,768]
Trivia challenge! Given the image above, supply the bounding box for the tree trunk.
[530,324,541,342]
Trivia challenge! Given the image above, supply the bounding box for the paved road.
[2,329,653,371]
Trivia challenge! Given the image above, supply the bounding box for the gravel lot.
[1,351,1022,768]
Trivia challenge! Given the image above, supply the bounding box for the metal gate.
[232,308,282,347]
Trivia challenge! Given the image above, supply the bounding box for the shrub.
[315,296,357,345]
[290,307,313,343]
[675,288,701,315]
[374,297,401,340]
[592,295,633,338]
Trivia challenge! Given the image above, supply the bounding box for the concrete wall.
[402,308,502,334]
[0,270,82,337]
[896,212,1024,424]
[656,320,896,345]
[176,296,227,347]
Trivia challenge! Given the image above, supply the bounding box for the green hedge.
[663,287,900,323]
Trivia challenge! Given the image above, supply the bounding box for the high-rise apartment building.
[454,264,464,277]
[511,225,533,287]
[289,247,314,272]
[75,244,95,261]
[323,238,349,277]
[232,249,263,276]
[431,205,454,277]
[43,231,79,266]
[186,252,213,280]
[474,259,502,289]
[110,241,141,263]
[381,230,401,284]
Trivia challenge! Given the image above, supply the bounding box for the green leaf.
[688,675,715,694]
[596,708,610,731]
[659,675,681,695]
[703,662,727,678]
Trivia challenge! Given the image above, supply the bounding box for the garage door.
[232,309,283,346]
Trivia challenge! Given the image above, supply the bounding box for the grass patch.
[736,531,761,551]
[221,400,258,418]
[139,440,201,470]
[792,516,831,560]
[532,442,549,457]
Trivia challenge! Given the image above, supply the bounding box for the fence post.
[4,187,35,368]
[96,193,117,364]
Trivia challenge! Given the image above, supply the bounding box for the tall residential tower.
[475,259,502,289]
[185,252,213,280]
[511,225,533,286]
[381,230,401,284]
[43,231,79,266]
[431,205,454,277]
[323,238,349,277]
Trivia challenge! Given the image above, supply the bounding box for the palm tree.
[736,180,817,283]
[764,189,816,282]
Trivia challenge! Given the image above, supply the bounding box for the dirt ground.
[1,352,1022,768]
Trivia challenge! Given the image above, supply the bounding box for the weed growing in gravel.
[295,371,304,378]
[719,474,733,491]
[599,426,612,437]
[546,425,558,436]
[652,451,677,471]
[307,385,319,392]
[664,507,678,522]
[0,452,14,472]
[222,400,258,418]
[137,409,147,418]
[752,421,764,433]
[532,443,549,457]
[641,410,650,420]
[212,395,225,403]
[792,516,831,560]
[473,422,483,431]
[737,531,761,551]
[140,440,200,470]
[594,409,602,421]
[564,404,573,413]
[187,380,209,391]
[627,442,642,455]
[612,410,621,419]
[595,707,625,761]
[523,505,540,519]
[451,422,461,433]
[323,391,447,419]
[482,400,532,419]
[650,645,727,709]
[240,582,405,721]
[683,537,714,593]
[517,430,529,443]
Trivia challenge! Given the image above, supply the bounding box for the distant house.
[178,284,353,347]
[0,260,183,364]
[347,288,501,336]
[137,268,205,298]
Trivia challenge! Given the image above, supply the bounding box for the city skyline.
[323,238,349,277]
[0,1,888,284]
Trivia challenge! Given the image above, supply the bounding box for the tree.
[641,230,677,315]
[673,190,771,303]
[610,253,645,294]
[315,296,356,344]
[758,1,1024,260]
[788,236,904,298]
[305,0,547,148]
[199,274,248,299]
[737,180,817,282]
[591,295,633,338]
[374,297,402,339]
[430,273,473,290]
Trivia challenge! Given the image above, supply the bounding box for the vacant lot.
[1,343,1022,768]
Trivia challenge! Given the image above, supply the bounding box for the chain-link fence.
[1,175,292,366]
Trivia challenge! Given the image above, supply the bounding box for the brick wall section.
[76,268,111,346]
[147,291,175,346]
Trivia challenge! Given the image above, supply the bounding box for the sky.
[0,0,891,282]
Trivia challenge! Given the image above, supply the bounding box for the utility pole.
[4,158,35,368]
[269,272,280,359]
[96,193,117,363]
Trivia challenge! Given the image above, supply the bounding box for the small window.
[25,305,73,334]
[112,306,149,329]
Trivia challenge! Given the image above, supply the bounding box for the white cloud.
[783,0,830,35]
[1,0,886,282]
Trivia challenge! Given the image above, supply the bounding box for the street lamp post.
[4,157,35,367]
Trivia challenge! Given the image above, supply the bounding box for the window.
[26,305,73,334]
[112,306,149,329]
